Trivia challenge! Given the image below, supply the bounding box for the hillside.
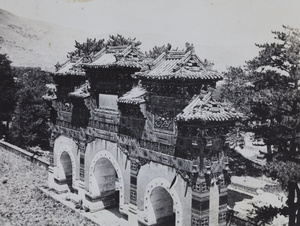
[0,9,184,72]
[0,9,89,71]
[0,8,231,72]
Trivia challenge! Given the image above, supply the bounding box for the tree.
[0,54,16,138]
[9,68,52,149]
[219,66,254,115]
[145,43,172,59]
[67,35,142,61]
[105,34,141,47]
[221,26,300,225]
[67,38,105,58]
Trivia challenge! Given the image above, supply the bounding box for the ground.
[0,147,99,226]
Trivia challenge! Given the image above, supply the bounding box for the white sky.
[1,0,300,70]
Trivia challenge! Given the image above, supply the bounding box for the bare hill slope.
[0,9,89,71]
[0,8,228,72]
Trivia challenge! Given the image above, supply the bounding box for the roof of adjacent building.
[54,56,86,76]
[177,92,243,122]
[136,48,223,81]
[118,84,147,105]
[83,45,146,69]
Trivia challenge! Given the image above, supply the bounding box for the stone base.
[48,167,70,194]
[48,166,76,194]
[127,203,139,226]
[73,180,85,199]
[119,203,127,215]
[84,193,117,213]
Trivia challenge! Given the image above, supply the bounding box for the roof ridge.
[92,48,106,61]
[181,50,192,62]
[172,50,193,72]
[182,95,201,114]
[166,51,187,60]
[107,45,128,52]
[119,45,132,57]
[152,51,166,66]
[74,57,83,65]
[188,53,205,68]
[58,59,71,69]
[202,92,211,104]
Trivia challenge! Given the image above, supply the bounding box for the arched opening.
[60,151,74,192]
[150,186,176,226]
[93,157,120,208]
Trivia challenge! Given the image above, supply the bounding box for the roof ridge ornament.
[185,42,194,53]
[55,61,61,72]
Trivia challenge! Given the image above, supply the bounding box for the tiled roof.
[136,49,222,81]
[69,81,90,98]
[83,45,145,69]
[118,85,147,105]
[54,57,86,76]
[177,92,243,122]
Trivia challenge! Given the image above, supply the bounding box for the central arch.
[88,150,125,210]
[143,178,183,226]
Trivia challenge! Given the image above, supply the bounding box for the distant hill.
[0,8,240,72]
[0,9,186,72]
[0,9,90,71]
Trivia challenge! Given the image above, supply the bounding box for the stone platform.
[39,187,129,226]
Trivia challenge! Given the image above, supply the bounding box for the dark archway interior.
[60,151,73,192]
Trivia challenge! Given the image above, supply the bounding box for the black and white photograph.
[0,0,299,225]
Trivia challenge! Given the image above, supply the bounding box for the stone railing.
[0,140,49,169]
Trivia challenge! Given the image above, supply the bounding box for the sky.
[1,0,300,71]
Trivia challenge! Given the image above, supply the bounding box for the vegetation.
[0,54,16,138]
[220,25,300,225]
[106,34,142,47]
[145,43,172,58]
[0,55,52,150]
[67,34,142,60]
[8,67,52,150]
[226,145,262,177]
[67,38,105,59]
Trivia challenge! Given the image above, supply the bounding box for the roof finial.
[185,42,194,53]
[54,61,61,72]
[190,44,195,53]
[131,41,136,48]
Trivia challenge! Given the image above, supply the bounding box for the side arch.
[54,136,77,183]
[88,150,125,209]
[143,178,183,226]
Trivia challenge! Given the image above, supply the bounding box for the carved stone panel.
[153,108,174,132]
